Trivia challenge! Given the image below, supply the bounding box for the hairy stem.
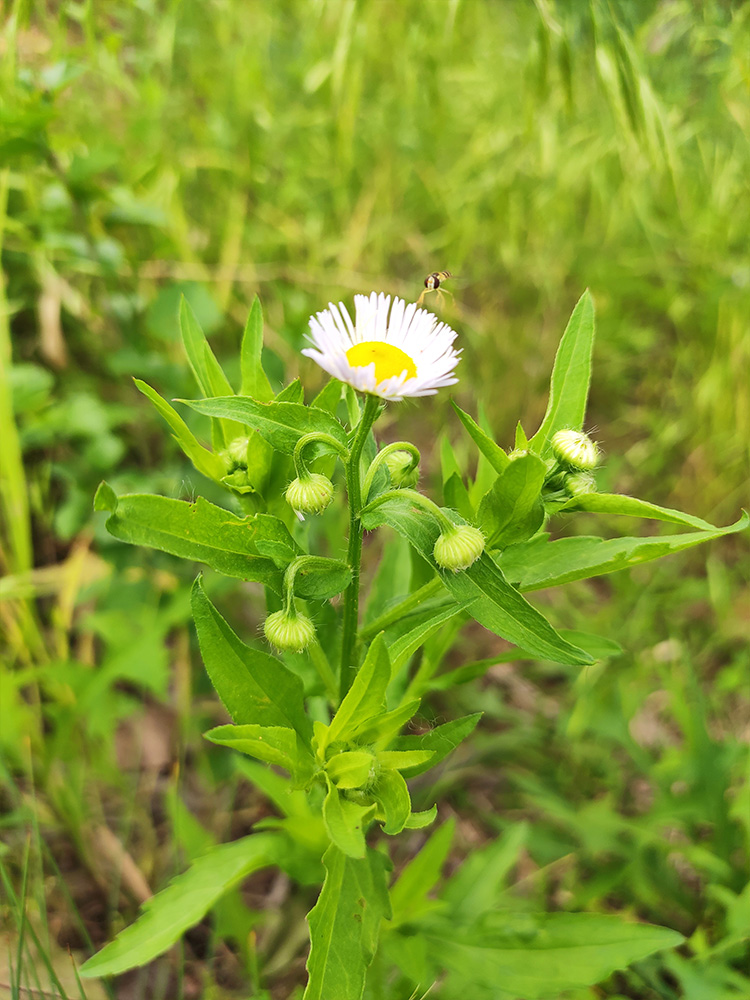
[339,393,381,701]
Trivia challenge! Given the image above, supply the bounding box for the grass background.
[1,1,749,997]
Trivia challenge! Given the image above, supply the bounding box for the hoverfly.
[417,270,454,308]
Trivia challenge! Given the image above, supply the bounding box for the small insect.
[417,270,454,308]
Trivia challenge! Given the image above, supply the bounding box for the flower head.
[263,608,315,653]
[433,524,485,572]
[303,293,460,401]
[551,429,600,471]
[285,472,334,515]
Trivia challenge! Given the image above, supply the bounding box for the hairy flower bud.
[564,471,598,498]
[550,429,600,471]
[433,524,485,572]
[385,450,419,488]
[263,608,315,653]
[285,473,334,515]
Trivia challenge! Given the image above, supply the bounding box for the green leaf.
[304,845,391,1000]
[191,579,312,741]
[499,512,750,591]
[388,600,471,675]
[477,453,547,547]
[240,296,274,401]
[404,806,438,829]
[276,378,305,403]
[322,779,373,858]
[377,750,434,771]
[374,768,411,834]
[326,634,391,748]
[360,496,592,666]
[451,402,510,474]
[443,822,528,918]
[390,818,455,926]
[392,714,481,777]
[134,379,224,480]
[431,912,683,999]
[95,488,283,590]
[443,472,474,522]
[560,491,720,531]
[79,833,282,977]
[180,296,234,399]
[312,378,343,415]
[528,290,595,457]
[350,699,422,749]
[294,559,353,601]
[204,724,314,781]
[181,396,347,455]
[326,751,376,789]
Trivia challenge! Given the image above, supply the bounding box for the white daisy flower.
[303,292,461,401]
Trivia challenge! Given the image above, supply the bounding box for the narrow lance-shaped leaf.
[325,634,391,748]
[240,295,275,400]
[304,845,391,1000]
[392,713,482,777]
[134,379,224,480]
[322,779,372,858]
[361,495,592,666]
[528,290,595,456]
[560,491,721,531]
[191,578,312,742]
[477,452,546,547]
[79,833,283,978]
[204,724,314,783]
[390,818,455,926]
[451,401,510,474]
[499,512,749,591]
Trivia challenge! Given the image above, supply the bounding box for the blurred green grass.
[1,0,749,996]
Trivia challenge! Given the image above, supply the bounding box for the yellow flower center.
[346,341,417,383]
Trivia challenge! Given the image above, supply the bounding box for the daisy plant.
[82,291,747,997]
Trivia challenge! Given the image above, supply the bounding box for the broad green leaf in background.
[79,832,283,977]
[180,396,348,455]
[361,496,592,666]
[276,378,305,403]
[528,290,595,457]
[477,452,547,547]
[443,471,474,522]
[325,634,391,748]
[204,723,314,782]
[389,818,455,926]
[304,845,391,1000]
[430,911,683,999]
[392,714,481,777]
[451,402,510,474]
[191,579,312,741]
[240,295,274,401]
[134,378,224,480]
[499,512,750,591]
[442,823,529,919]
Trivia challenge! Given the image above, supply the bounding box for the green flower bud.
[385,450,420,488]
[550,429,600,471]
[263,608,315,653]
[433,524,485,572]
[285,473,334,515]
[564,471,598,498]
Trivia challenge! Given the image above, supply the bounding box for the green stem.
[361,487,456,533]
[359,577,444,642]
[339,393,382,700]
[293,431,349,478]
[361,441,420,504]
